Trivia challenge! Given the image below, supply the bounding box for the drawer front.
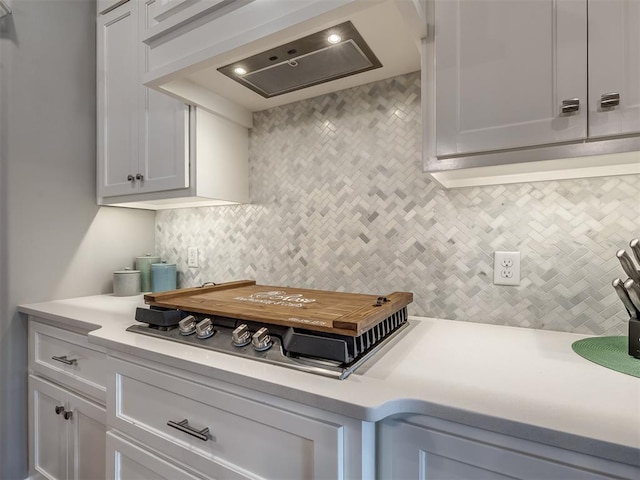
[30,321,107,403]
[109,357,343,480]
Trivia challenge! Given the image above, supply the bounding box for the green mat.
[572,336,640,378]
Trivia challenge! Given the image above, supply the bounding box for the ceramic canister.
[135,254,161,292]
[113,268,141,296]
[151,261,177,292]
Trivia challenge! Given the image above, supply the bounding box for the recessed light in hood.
[217,21,382,99]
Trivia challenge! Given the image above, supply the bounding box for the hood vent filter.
[218,21,382,98]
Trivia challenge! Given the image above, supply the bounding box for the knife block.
[629,317,640,359]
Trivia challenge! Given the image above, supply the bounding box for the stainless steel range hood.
[144,0,427,123]
[218,21,383,98]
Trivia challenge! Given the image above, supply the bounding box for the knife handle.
[623,279,640,316]
[616,249,640,283]
[613,278,639,318]
[630,239,640,267]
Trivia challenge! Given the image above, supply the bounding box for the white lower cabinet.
[27,318,108,480]
[377,415,639,480]
[107,354,372,480]
[29,375,106,480]
[26,318,638,480]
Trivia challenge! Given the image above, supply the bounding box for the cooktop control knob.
[178,315,197,336]
[231,324,251,347]
[195,318,215,339]
[251,327,272,352]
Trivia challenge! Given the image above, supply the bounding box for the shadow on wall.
[51,207,157,299]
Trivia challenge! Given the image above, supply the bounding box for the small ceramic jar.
[151,261,177,292]
[113,268,141,296]
[135,254,161,292]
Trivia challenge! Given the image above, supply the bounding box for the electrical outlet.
[187,247,198,268]
[493,251,520,286]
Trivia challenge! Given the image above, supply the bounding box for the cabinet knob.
[127,174,135,183]
[600,92,620,109]
[561,98,580,114]
[63,410,73,421]
[135,173,144,182]
[55,406,65,415]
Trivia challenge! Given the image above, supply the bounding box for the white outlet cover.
[494,251,520,286]
[187,247,198,268]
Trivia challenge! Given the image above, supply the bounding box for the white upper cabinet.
[98,0,189,199]
[588,0,640,138]
[97,0,248,209]
[425,0,640,185]
[435,0,587,156]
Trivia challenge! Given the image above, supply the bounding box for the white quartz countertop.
[19,294,640,466]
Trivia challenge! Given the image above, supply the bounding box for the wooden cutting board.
[144,280,413,337]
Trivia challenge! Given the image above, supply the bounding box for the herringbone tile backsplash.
[156,72,640,335]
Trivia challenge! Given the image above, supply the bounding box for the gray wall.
[157,73,640,337]
[0,1,155,478]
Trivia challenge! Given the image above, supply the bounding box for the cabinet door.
[29,376,68,480]
[97,0,139,198]
[106,431,208,480]
[588,0,640,138]
[138,88,189,194]
[138,0,190,195]
[66,389,106,480]
[29,375,107,480]
[435,0,587,156]
[377,418,628,480]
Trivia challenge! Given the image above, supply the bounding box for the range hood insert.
[217,21,382,99]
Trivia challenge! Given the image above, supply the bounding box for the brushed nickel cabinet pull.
[51,355,77,365]
[561,98,580,114]
[600,92,620,108]
[167,419,209,441]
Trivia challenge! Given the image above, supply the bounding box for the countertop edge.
[19,305,101,333]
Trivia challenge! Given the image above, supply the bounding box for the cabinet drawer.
[29,320,107,403]
[108,357,343,480]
